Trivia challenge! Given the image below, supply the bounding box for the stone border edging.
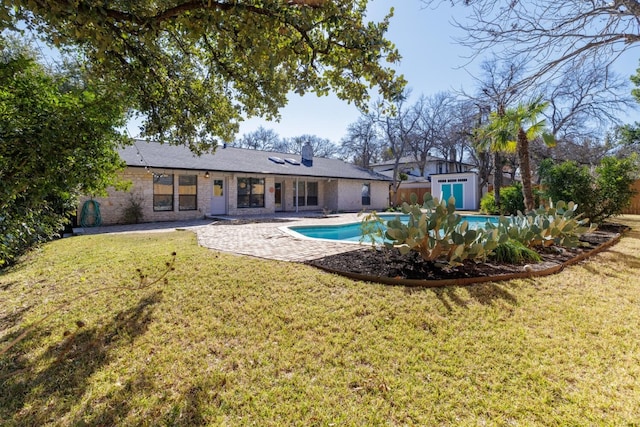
[309,232,624,288]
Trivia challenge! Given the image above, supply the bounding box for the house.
[78,140,391,225]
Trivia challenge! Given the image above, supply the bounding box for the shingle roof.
[122,140,391,181]
[371,155,474,168]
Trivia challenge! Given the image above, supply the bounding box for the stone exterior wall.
[78,167,211,225]
[336,180,389,212]
[322,180,340,212]
[78,167,391,225]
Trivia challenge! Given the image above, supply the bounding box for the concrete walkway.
[76,213,372,262]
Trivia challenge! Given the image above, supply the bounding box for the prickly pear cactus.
[381,194,502,266]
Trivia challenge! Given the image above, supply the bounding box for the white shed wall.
[430,172,479,211]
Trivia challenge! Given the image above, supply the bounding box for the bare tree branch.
[426,0,640,82]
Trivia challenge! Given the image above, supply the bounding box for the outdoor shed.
[430,172,479,211]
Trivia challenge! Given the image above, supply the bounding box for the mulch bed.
[306,223,628,284]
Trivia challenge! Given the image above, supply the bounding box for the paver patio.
[76,213,370,262]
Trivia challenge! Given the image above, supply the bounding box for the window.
[296,180,306,206]
[293,181,318,206]
[362,183,371,206]
[237,177,265,208]
[179,175,197,210]
[153,174,174,211]
[307,182,318,206]
[213,179,224,197]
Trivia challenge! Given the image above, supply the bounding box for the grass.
[1,216,640,426]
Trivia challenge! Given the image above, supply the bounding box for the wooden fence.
[389,180,640,214]
[623,180,640,215]
[392,187,431,205]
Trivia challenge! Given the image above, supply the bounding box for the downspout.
[295,177,299,213]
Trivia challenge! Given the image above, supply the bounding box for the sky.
[235,0,640,143]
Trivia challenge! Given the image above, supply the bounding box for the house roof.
[121,140,391,181]
[371,155,474,169]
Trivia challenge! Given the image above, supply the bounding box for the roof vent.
[269,156,285,164]
[285,158,300,165]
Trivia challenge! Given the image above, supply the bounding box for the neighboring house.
[78,140,391,225]
[370,155,477,205]
[370,155,475,180]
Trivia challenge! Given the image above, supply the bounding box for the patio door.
[274,181,284,211]
[210,178,226,215]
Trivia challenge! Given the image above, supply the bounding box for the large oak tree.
[5,1,405,152]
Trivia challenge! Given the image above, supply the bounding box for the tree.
[425,0,640,82]
[340,115,383,167]
[410,92,453,176]
[434,98,479,173]
[374,90,421,205]
[469,59,526,210]
[613,122,640,158]
[544,60,635,143]
[7,0,405,152]
[531,136,614,170]
[280,135,339,158]
[0,41,128,267]
[234,126,282,151]
[482,97,553,211]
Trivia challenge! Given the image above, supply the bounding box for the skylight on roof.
[285,158,300,165]
[268,156,285,164]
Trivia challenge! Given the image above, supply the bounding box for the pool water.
[287,214,500,243]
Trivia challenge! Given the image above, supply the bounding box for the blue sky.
[237,0,640,143]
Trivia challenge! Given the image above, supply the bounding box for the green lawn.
[2,216,640,426]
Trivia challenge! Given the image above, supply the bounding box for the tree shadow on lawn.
[622,227,640,241]
[577,248,640,279]
[0,305,32,335]
[0,291,162,426]
[0,280,19,291]
[408,282,519,312]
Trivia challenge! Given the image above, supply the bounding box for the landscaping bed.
[307,223,628,285]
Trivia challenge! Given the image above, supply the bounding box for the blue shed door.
[441,184,451,204]
[453,183,464,209]
[441,183,464,209]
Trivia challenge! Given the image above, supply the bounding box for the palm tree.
[479,97,554,212]
[475,104,511,212]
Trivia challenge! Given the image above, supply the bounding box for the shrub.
[121,194,145,224]
[539,156,639,224]
[500,183,525,215]
[480,183,538,215]
[1,194,73,268]
[491,239,542,264]
[363,195,594,268]
[593,156,638,222]
[480,192,498,215]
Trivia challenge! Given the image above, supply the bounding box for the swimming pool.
[285,214,500,243]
